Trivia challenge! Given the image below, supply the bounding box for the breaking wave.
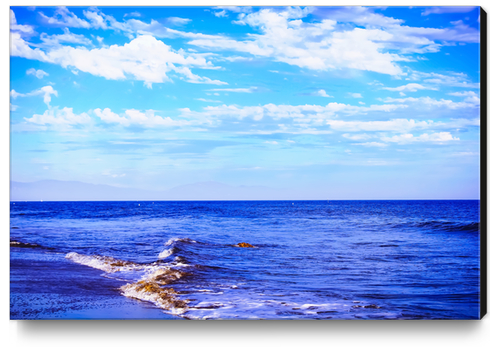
[65,236,389,319]
[65,238,194,315]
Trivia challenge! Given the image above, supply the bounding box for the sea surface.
[10,200,481,320]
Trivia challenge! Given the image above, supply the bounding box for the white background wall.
[4,0,489,346]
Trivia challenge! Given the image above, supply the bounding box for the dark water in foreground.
[10,200,481,320]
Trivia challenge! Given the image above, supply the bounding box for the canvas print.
[10,6,484,320]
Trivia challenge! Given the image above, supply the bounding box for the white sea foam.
[158,248,173,259]
[120,266,189,315]
[164,237,196,247]
[66,252,135,272]
[120,281,188,315]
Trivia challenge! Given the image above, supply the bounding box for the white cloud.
[39,28,93,47]
[207,87,258,93]
[167,17,192,26]
[94,108,191,127]
[447,90,480,105]
[83,8,108,29]
[81,7,174,38]
[124,12,141,18]
[317,89,333,97]
[24,107,91,127]
[10,32,48,61]
[214,6,253,15]
[214,10,228,18]
[12,34,224,87]
[353,142,388,147]
[342,133,373,141]
[196,98,222,103]
[187,7,405,75]
[10,85,58,107]
[26,68,49,79]
[382,95,479,109]
[407,70,479,88]
[349,93,363,98]
[448,91,478,97]
[264,141,279,145]
[180,102,408,125]
[183,6,478,76]
[173,66,227,85]
[381,132,460,143]
[314,6,404,27]
[383,83,437,92]
[422,7,477,16]
[39,6,91,28]
[10,9,35,35]
[328,119,437,132]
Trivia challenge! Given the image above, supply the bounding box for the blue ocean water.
[10,200,481,320]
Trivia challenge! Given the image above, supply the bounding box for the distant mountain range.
[10,180,289,201]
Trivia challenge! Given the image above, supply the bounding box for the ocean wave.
[65,252,147,273]
[10,240,43,249]
[164,237,197,247]
[158,237,200,259]
[120,267,189,314]
[65,251,191,315]
[416,221,479,232]
[158,248,174,259]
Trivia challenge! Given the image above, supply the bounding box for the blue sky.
[9,5,481,199]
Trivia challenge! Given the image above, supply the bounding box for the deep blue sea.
[10,200,481,320]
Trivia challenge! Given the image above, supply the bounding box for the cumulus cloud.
[39,6,91,28]
[342,133,373,141]
[327,119,438,132]
[10,85,58,107]
[26,68,49,79]
[187,7,405,75]
[406,70,479,88]
[421,7,477,16]
[173,66,227,85]
[124,12,141,18]
[82,7,173,37]
[167,17,192,26]
[214,10,228,18]
[179,102,408,126]
[448,91,479,97]
[180,6,479,76]
[381,132,460,143]
[314,6,404,27]
[10,32,48,61]
[207,87,258,93]
[10,9,35,35]
[94,108,191,127]
[382,95,479,109]
[11,34,225,87]
[24,107,91,126]
[39,28,93,47]
[196,98,222,103]
[352,142,388,147]
[383,83,437,92]
[316,89,333,97]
